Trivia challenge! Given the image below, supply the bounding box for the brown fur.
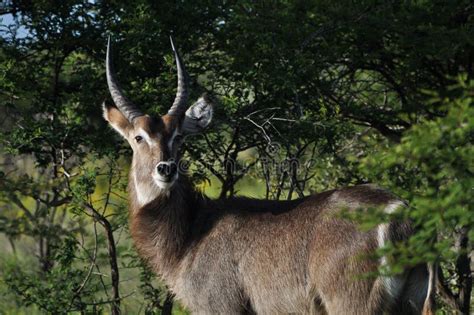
[104,96,434,315]
[129,178,431,314]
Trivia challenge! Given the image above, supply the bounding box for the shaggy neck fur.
[128,174,199,280]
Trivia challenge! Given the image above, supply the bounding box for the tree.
[0,0,472,313]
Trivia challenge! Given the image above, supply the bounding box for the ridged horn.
[167,36,189,116]
[106,36,143,122]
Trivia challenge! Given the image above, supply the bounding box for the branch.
[436,265,459,312]
[9,193,35,220]
[161,292,174,315]
[455,227,472,314]
[67,222,99,312]
[82,202,121,315]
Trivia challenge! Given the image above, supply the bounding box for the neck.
[128,175,198,278]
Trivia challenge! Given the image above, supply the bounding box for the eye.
[135,135,143,143]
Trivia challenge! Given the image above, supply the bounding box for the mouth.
[153,174,178,190]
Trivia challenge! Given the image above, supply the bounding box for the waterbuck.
[103,37,435,314]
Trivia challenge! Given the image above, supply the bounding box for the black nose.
[157,162,177,178]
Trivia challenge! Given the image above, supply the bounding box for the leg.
[394,264,434,315]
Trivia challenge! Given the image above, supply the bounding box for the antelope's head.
[103,37,213,200]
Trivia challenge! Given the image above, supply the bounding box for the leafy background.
[0,1,472,314]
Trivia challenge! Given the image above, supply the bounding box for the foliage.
[359,76,473,312]
[0,0,472,314]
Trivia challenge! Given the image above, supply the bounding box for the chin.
[154,176,178,190]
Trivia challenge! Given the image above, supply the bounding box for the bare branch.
[82,202,121,315]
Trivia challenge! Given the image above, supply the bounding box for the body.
[130,179,430,314]
[103,36,435,314]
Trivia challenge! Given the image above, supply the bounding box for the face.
[103,96,213,194]
[129,114,183,190]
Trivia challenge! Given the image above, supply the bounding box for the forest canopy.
[0,1,472,314]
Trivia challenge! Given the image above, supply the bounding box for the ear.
[182,94,214,134]
[102,102,133,138]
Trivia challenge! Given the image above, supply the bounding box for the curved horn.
[167,36,189,116]
[106,36,143,122]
